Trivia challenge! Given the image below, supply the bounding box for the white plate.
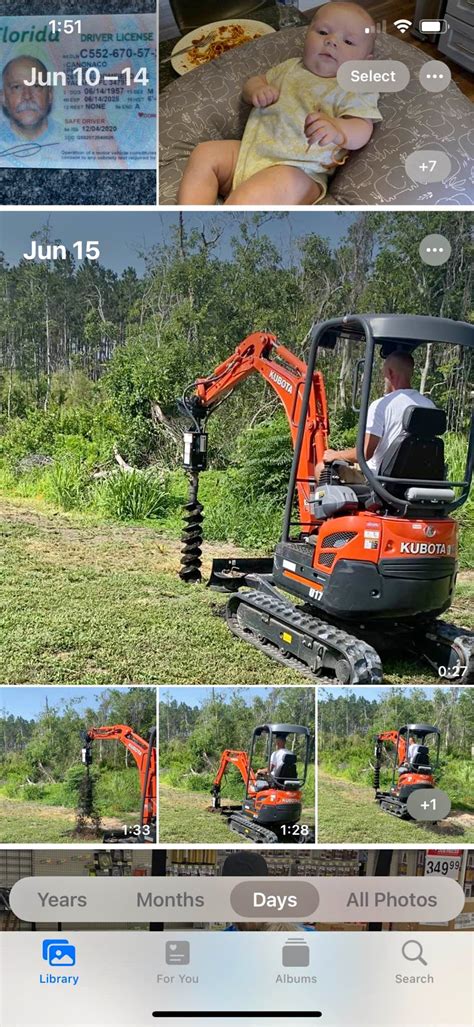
[170,19,275,76]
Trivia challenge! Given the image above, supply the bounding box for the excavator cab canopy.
[393,723,441,780]
[398,723,441,740]
[247,723,312,795]
[312,314,473,353]
[284,313,474,525]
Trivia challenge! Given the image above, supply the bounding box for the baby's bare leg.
[178,141,241,204]
[225,164,323,206]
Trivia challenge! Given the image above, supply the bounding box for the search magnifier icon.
[402,940,428,966]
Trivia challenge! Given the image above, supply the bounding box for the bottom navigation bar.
[1,931,472,1026]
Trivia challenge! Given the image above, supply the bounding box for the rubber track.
[227,814,278,844]
[226,590,383,684]
[379,799,406,819]
[429,620,474,683]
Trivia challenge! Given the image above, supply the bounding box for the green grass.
[0,797,136,844]
[159,783,315,844]
[318,751,473,812]
[0,768,140,814]
[318,772,474,844]
[1,498,472,684]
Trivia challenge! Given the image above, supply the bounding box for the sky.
[1,686,134,719]
[159,687,277,708]
[0,211,356,275]
[319,687,448,701]
[3,685,454,717]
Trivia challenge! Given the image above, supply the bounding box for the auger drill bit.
[179,472,204,583]
[373,741,381,791]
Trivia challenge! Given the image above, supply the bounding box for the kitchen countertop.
[0,1,157,206]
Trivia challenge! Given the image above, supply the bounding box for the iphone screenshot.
[0,1,473,1025]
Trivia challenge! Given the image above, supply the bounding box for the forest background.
[1,210,472,563]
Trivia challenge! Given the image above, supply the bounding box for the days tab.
[230,881,319,919]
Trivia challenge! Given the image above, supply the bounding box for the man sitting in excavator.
[255,733,294,790]
[315,351,435,483]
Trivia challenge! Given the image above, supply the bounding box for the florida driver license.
[0,14,156,169]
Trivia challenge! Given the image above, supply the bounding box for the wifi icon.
[394,18,412,33]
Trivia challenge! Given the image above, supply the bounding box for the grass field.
[0,797,135,844]
[1,497,473,684]
[318,772,474,844]
[159,783,315,844]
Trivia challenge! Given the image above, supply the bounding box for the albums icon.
[281,937,310,967]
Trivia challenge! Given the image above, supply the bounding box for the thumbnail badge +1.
[0,14,156,169]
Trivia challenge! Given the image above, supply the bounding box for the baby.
[178,2,382,206]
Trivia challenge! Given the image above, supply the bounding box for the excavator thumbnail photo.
[373,723,441,819]
[81,724,157,843]
[209,723,314,843]
[177,314,474,684]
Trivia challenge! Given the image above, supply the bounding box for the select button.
[337,60,410,92]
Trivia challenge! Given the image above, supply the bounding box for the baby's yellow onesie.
[233,57,382,200]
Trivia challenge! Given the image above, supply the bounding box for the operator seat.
[378,406,446,491]
[272,752,300,790]
[407,744,432,772]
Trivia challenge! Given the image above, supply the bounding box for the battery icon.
[419,19,448,33]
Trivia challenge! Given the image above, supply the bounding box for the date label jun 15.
[23,240,100,261]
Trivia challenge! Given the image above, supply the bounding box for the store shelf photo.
[1,846,473,933]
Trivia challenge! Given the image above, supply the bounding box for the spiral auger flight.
[179,473,204,583]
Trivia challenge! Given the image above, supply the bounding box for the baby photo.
[179,3,380,206]
[159,0,474,206]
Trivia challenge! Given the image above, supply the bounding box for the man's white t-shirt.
[270,747,292,776]
[366,389,436,473]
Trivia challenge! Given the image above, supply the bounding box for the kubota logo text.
[269,370,293,394]
[400,542,453,555]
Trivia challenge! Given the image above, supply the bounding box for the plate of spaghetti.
[170,20,275,75]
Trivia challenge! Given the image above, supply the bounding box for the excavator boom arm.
[187,331,329,526]
[375,730,407,765]
[85,724,156,821]
[86,725,150,772]
[212,749,257,792]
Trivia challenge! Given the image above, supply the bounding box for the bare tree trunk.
[179,212,185,259]
[43,290,51,411]
[419,342,432,396]
[7,349,14,419]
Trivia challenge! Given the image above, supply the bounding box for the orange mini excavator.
[373,723,441,818]
[209,723,313,843]
[81,724,157,842]
[177,315,474,684]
